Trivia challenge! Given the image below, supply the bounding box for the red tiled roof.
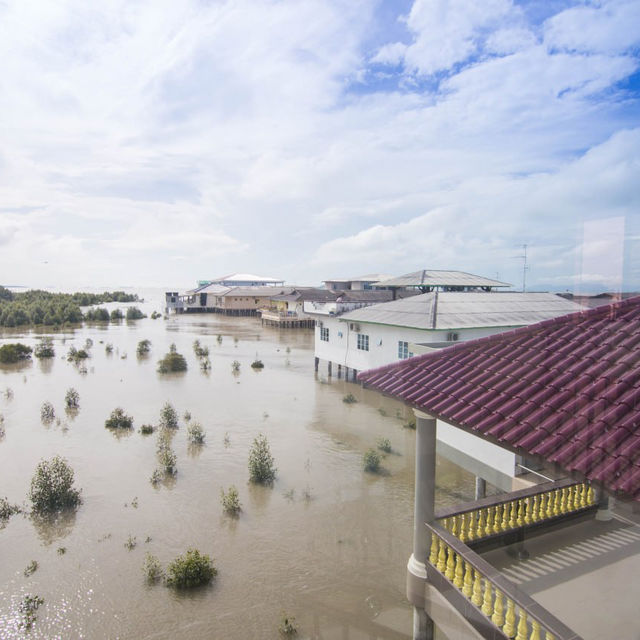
[358,296,640,502]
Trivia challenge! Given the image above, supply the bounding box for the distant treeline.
[0,287,140,327]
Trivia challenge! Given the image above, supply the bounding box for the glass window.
[357,334,369,351]
[320,327,329,342]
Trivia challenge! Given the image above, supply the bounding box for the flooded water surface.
[0,291,480,639]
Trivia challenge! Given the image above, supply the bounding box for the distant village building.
[165,273,290,316]
[260,288,337,328]
[323,274,394,291]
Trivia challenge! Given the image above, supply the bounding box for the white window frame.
[357,333,369,351]
[320,327,329,342]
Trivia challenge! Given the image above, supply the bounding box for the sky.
[0,0,639,292]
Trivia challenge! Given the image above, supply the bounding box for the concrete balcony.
[259,309,314,327]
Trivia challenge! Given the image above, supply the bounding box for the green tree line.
[0,287,139,327]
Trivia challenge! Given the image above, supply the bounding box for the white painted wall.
[313,318,515,372]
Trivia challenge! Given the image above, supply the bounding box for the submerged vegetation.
[376,438,392,453]
[126,306,146,320]
[34,337,55,359]
[157,344,187,373]
[0,288,137,327]
[165,549,217,589]
[105,408,134,430]
[0,343,32,364]
[220,486,241,515]
[159,403,178,429]
[40,401,55,423]
[278,613,298,636]
[363,449,382,473]
[65,388,80,409]
[29,456,81,514]
[136,339,151,356]
[342,393,357,404]
[248,434,277,484]
[19,594,44,631]
[187,421,205,444]
[142,553,164,584]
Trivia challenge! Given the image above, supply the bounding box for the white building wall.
[314,320,516,372]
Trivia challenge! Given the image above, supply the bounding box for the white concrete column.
[407,410,437,639]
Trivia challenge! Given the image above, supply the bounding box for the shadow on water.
[31,508,77,546]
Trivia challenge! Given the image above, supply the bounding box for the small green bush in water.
[343,393,357,404]
[40,401,55,423]
[28,455,81,514]
[231,360,240,372]
[165,548,217,589]
[157,345,187,373]
[279,613,298,636]
[142,553,164,584]
[105,407,133,430]
[251,359,264,369]
[363,449,381,473]
[126,306,146,320]
[159,402,178,429]
[187,421,205,444]
[0,343,32,363]
[110,309,124,321]
[136,339,151,356]
[0,497,20,520]
[248,434,277,484]
[34,337,55,359]
[65,388,80,409]
[220,486,241,515]
[139,424,155,435]
[376,438,392,453]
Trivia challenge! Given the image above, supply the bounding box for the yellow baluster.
[485,506,494,536]
[579,483,588,508]
[545,632,556,640]
[459,513,468,543]
[437,536,447,573]
[467,512,476,541]
[545,491,555,519]
[531,494,539,522]
[503,599,517,638]
[516,499,525,527]
[501,502,510,531]
[454,552,465,589]
[445,546,456,581]
[491,590,505,627]
[462,560,473,598]
[524,497,533,525]
[538,493,547,520]
[566,485,575,512]
[560,487,568,514]
[429,532,438,566]
[472,569,483,607]
[530,619,542,640]
[450,515,459,539]
[515,609,528,640]
[441,517,449,531]
[553,489,561,516]
[492,504,501,534]
[587,485,595,505]
[481,579,494,617]
[476,508,486,538]
[509,500,517,529]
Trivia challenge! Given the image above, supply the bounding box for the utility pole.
[521,244,528,292]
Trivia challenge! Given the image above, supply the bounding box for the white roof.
[213,273,283,283]
[375,270,511,288]
[323,274,393,283]
[339,292,584,330]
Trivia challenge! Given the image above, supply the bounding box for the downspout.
[431,291,438,330]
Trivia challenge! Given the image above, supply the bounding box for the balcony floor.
[480,511,640,640]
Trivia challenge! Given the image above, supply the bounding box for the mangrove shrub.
[28,456,81,514]
[166,549,217,589]
[248,434,277,484]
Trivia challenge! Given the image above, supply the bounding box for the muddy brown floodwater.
[0,289,481,639]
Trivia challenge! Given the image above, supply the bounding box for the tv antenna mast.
[520,244,529,292]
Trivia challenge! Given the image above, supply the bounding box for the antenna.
[521,244,528,292]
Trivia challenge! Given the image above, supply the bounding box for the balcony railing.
[436,480,596,547]
[425,481,597,640]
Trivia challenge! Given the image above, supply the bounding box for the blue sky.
[0,0,639,291]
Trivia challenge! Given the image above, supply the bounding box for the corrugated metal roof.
[375,269,511,288]
[223,286,295,297]
[323,274,393,283]
[270,289,337,303]
[358,296,640,502]
[213,273,283,283]
[339,292,583,329]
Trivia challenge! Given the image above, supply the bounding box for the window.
[357,333,369,351]
[320,327,329,342]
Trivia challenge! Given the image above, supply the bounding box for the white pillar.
[407,410,437,640]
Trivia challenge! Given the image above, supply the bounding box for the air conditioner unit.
[350,323,360,332]
[447,332,459,342]
[317,321,323,329]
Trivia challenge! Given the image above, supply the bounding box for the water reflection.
[31,509,77,546]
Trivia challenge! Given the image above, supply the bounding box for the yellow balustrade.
[503,599,517,638]
[437,537,447,573]
[587,485,595,505]
[459,512,468,542]
[516,499,525,527]
[502,501,511,530]
[491,504,501,534]
[531,494,540,522]
[524,497,533,525]
[467,513,476,541]
[515,609,528,640]
[454,552,465,589]
[481,580,493,617]
[553,489,561,516]
[560,487,568,514]
[445,545,456,581]
[429,532,439,565]
[476,508,486,538]
[546,632,556,640]
[471,569,483,607]
[462,560,473,598]
[451,514,459,539]
[491,590,505,627]
[538,492,547,520]
[509,500,517,528]
[530,619,542,640]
